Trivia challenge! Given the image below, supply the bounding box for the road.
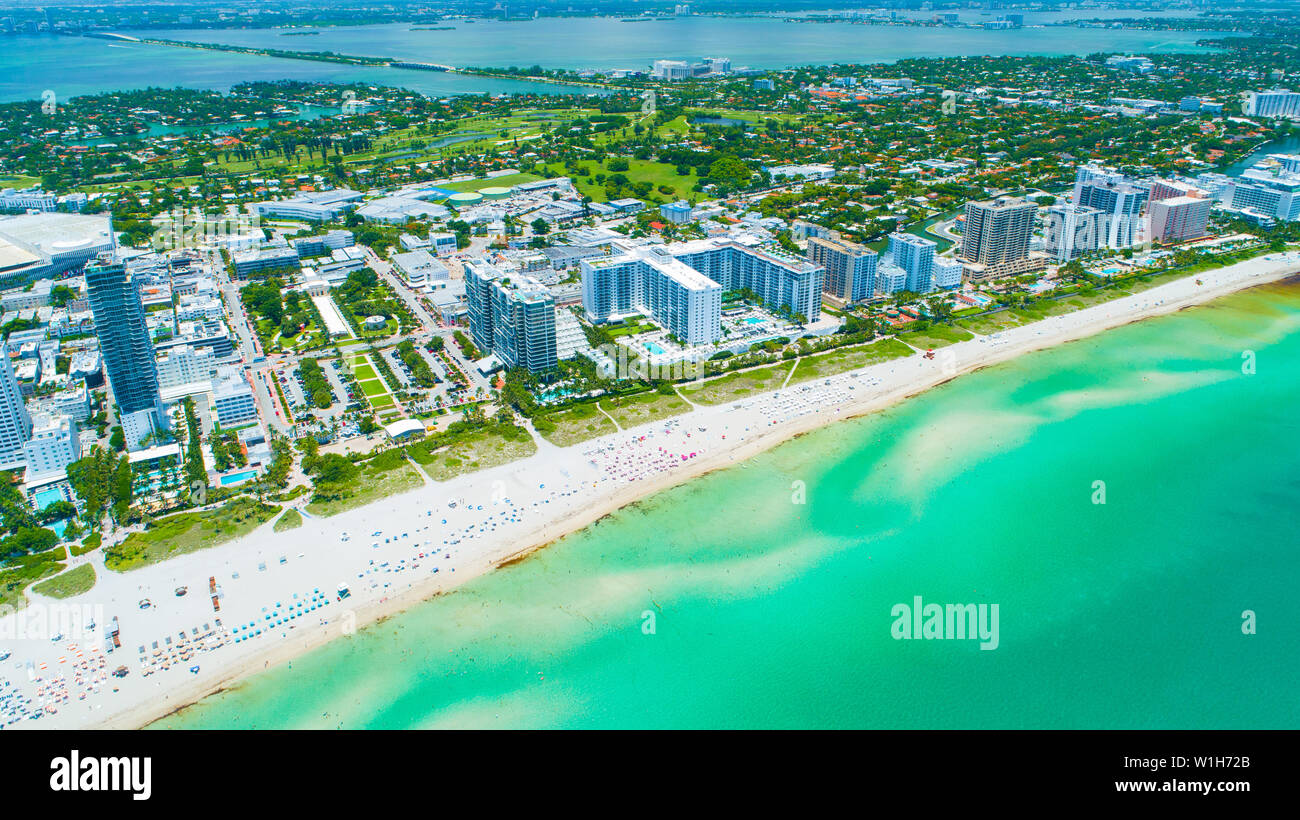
[212,252,291,434]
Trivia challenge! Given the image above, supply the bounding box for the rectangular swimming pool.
[220,469,259,487]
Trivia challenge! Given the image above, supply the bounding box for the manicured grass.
[787,339,914,385]
[273,509,303,532]
[536,403,618,447]
[352,363,378,380]
[413,429,538,481]
[32,564,96,599]
[897,324,975,349]
[358,379,388,397]
[305,455,424,518]
[679,363,796,405]
[368,394,396,409]
[601,391,691,428]
[106,499,280,571]
[444,173,543,192]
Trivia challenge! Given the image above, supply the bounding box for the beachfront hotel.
[581,238,823,344]
[806,235,878,304]
[84,253,166,450]
[580,246,723,346]
[1195,155,1300,224]
[465,260,559,373]
[670,238,823,323]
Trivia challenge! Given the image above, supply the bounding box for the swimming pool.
[644,342,666,355]
[743,317,764,325]
[219,469,259,487]
[32,487,65,510]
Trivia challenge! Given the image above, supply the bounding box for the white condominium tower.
[886,232,937,294]
[582,238,824,343]
[1245,89,1300,119]
[1072,164,1149,248]
[581,246,723,346]
[671,239,822,323]
[1046,203,1104,262]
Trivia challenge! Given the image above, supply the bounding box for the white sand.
[2,251,1296,730]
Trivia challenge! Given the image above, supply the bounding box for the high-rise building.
[492,277,558,374]
[582,238,822,341]
[807,236,878,303]
[1073,166,1149,248]
[1245,89,1300,119]
[22,413,78,482]
[1148,196,1212,243]
[0,339,32,468]
[466,261,559,372]
[1045,203,1104,262]
[667,239,823,324]
[961,197,1035,267]
[581,247,723,346]
[464,260,499,358]
[1196,156,1300,224]
[887,233,936,294]
[84,253,164,449]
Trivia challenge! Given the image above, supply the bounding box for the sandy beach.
[2,250,1296,730]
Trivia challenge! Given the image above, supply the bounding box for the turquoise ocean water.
[159,282,1300,729]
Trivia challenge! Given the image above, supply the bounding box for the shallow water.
[159,282,1300,729]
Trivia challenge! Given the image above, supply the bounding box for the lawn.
[897,324,975,349]
[305,453,424,517]
[32,564,96,599]
[601,391,691,428]
[105,499,280,571]
[679,363,796,405]
[540,157,687,202]
[352,363,378,380]
[368,394,396,409]
[359,379,388,397]
[444,173,543,192]
[273,509,303,532]
[535,403,618,447]
[412,428,538,481]
[786,339,914,385]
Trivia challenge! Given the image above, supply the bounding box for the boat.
[175,586,188,597]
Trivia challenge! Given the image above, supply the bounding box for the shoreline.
[8,252,1297,730]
